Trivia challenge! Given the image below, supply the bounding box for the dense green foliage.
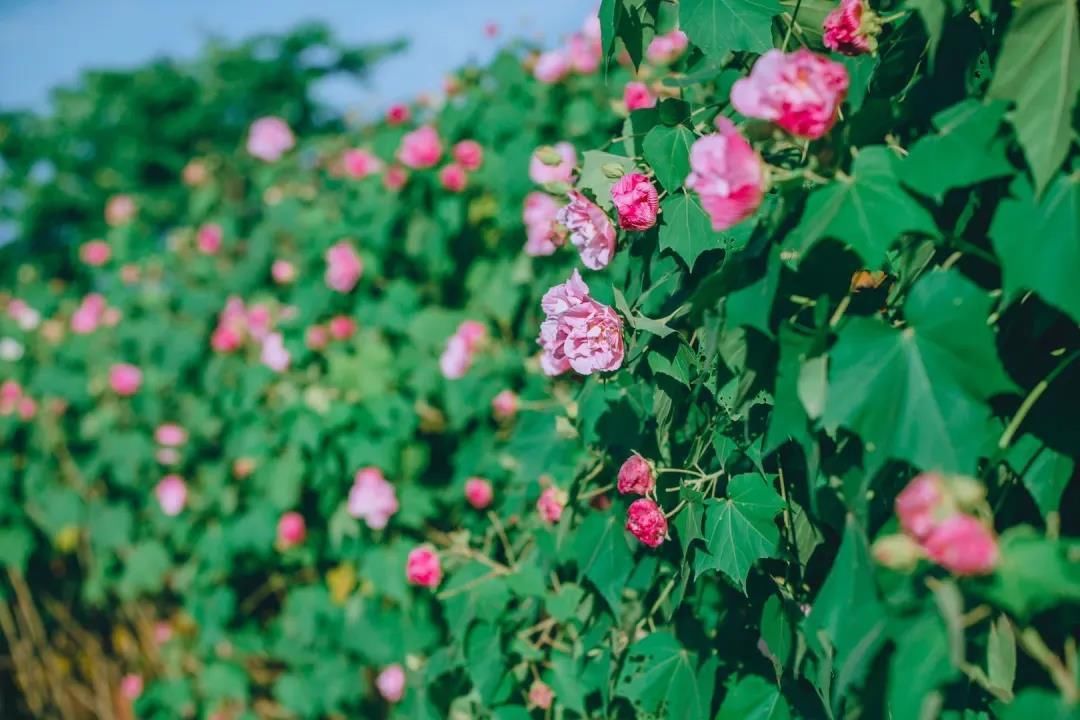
[1,2,1079,719]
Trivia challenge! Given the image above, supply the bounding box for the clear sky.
[0,0,588,113]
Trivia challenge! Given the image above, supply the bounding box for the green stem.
[998,349,1080,450]
[783,0,804,51]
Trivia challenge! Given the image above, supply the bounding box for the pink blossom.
[823,0,879,56]
[529,680,555,710]
[105,194,136,226]
[406,546,442,588]
[386,104,411,125]
[534,50,571,84]
[529,143,577,185]
[439,321,487,379]
[567,32,602,74]
[537,271,624,376]
[376,664,406,703]
[484,22,499,38]
[260,333,290,373]
[647,30,690,64]
[465,477,494,509]
[80,240,111,266]
[7,299,40,330]
[120,674,143,701]
[0,381,24,416]
[343,148,384,179]
[610,172,659,231]
[71,294,108,334]
[536,486,566,524]
[923,515,999,576]
[328,315,356,340]
[626,498,668,547]
[685,117,766,231]
[109,364,142,396]
[439,163,468,192]
[383,165,409,191]
[182,159,208,186]
[153,622,173,645]
[247,116,295,161]
[348,467,399,530]
[155,423,187,447]
[896,472,948,541]
[16,396,36,421]
[306,324,330,350]
[452,140,484,171]
[624,81,657,111]
[197,223,223,254]
[272,259,296,284]
[325,241,363,293]
[730,49,849,139]
[277,512,307,549]
[155,475,187,516]
[617,454,655,495]
[523,192,567,257]
[491,390,519,421]
[457,320,487,348]
[211,325,243,353]
[557,191,617,270]
[398,125,443,169]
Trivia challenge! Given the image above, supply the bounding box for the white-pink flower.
[156,474,187,516]
[80,240,111,266]
[529,142,577,185]
[730,49,849,139]
[557,191,617,270]
[647,30,689,64]
[343,148,384,179]
[439,163,468,192]
[271,259,296,284]
[376,664,406,703]
[534,50,571,84]
[347,467,399,530]
[685,117,766,231]
[398,125,443,169]
[439,320,487,379]
[325,242,363,293]
[538,270,624,375]
[155,423,188,447]
[523,192,567,257]
[247,117,295,161]
[260,333,290,373]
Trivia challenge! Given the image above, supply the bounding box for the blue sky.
[0,0,587,112]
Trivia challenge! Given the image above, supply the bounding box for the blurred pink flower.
[452,140,484,171]
[155,423,188,447]
[348,467,399,530]
[896,472,947,541]
[156,475,187,516]
[439,163,468,192]
[529,142,577,185]
[306,324,330,350]
[685,117,766,231]
[277,512,307,549]
[536,486,566,524]
[272,259,296,284]
[109,363,142,396]
[325,241,363,293]
[534,50,571,84]
[567,32,601,74]
[731,49,849,139]
[824,0,879,55]
[328,315,356,341]
[260,333,290,373]
[923,515,999,576]
[398,125,443,169]
[120,674,143,701]
[105,194,136,226]
[247,116,295,161]
[522,192,567,257]
[343,148,384,179]
[465,477,494,509]
[196,223,223,254]
[80,240,111,266]
[491,390,518,421]
[624,81,657,111]
[439,320,487,379]
[376,664,406,703]
[647,30,689,64]
[529,680,554,710]
[383,165,409,191]
[386,103,411,125]
[406,546,442,587]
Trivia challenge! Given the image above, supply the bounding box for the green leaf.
[887,615,956,720]
[760,595,794,675]
[693,473,784,590]
[574,512,634,612]
[1005,433,1074,519]
[660,192,751,271]
[118,541,171,600]
[990,174,1080,324]
[982,527,1080,619]
[617,632,706,715]
[988,0,1080,193]
[823,269,1016,474]
[681,0,781,56]
[785,146,938,268]
[997,689,1079,720]
[0,526,34,572]
[907,0,949,64]
[715,674,791,720]
[986,615,1016,700]
[580,150,638,211]
[465,622,507,703]
[642,124,695,191]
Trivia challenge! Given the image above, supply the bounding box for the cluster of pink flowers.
[211,297,276,353]
[685,117,766,231]
[325,241,363,293]
[0,380,37,421]
[154,422,187,464]
[533,16,602,83]
[305,315,356,352]
[557,191,617,269]
[439,320,487,379]
[109,363,143,396]
[823,0,880,56]
[731,49,849,140]
[80,239,111,266]
[155,474,187,516]
[71,293,120,334]
[247,116,295,161]
[538,270,624,376]
[646,29,689,64]
[348,467,399,530]
[522,192,567,257]
[874,472,999,576]
[406,545,442,588]
[616,455,668,547]
[610,172,659,231]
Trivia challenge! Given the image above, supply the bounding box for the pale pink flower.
[306,324,330,350]
[7,299,41,330]
[685,117,766,231]
[647,30,689,64]
[325,241,363,293]
[105,194,136,226]
[328,315,356,340]
[624,81,657,111]
[376,664,406,703]
[452,140,484,171]
[406,546,442,588]
[0,380,23,415]
[196,223,223,254]
[538,270,624,376]
[246,116,295,161]
[457,320,487,348]
[536,486,566,524]
[824,0,879,56]
[896,472,948,541]
[155,475,187,516]
[730,49,849,139]
[260,333,291,373]
[529,142,577,185]
[71,294,106,334]
[617,454,655,495]
[109,364,142,396]
[529,680,554,710]
[627,498,668,547]
[557,191,617,270]
[182,159,208,186]
[277,512,306,549]
[534,50,571,84]
[523,192,567,257]
[439,163,468,192]
[398,125,443,169]
[80,240,111,266]
[120,674,143,701]
[465,477,494,509]
[153,622,173,645]
[610,172,659,230]
[386,104,411,126]
[343,148,384,179]
[439,321,487,379]
[383,165,409,191]
[923,515,999,576]
[484,22,499,38]
[16,396,36,421]
[567,32,601,74]
[348,467,399,530]
[155,423,187,447]
[271,259,296,284]
[492,390,518,421]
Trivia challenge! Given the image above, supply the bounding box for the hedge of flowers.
[1,0,1079,718]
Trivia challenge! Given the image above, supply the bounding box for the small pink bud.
[80,240,111,266]
[452,140,484,171]
[465,477,494,509]
[406,546,442,588]
[439,162,468,192]
[328,315,357,341]
[306,324,330,350]
[196,223,223,254]
[155,423,188,447]
[386,104,411,126]
[155,475,187,516]
[277,512,307,549]
[120,674,143,701]
[376,664,406,703]
[491,390,518,421]
[272,259,296,284]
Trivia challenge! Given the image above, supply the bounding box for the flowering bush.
[0,2,1079,719]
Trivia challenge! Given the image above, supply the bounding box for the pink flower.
[624,81,657,111]
[343,148,384,179]
[105,194,136,226]
[155,475,187,516]
[348,467,399,530]
[383,165,409,191]
[80,240,111,266]
[439,321,487,379]
[406,546,442,588]
[647,30,689,64]
[306,324,329,350]
[529,680,554,710]
[536,486,566,524]
[452,140,484,171]
[261,333,291,373]
[7,299,40,330]
[398,125,443,169]
[567,32,601,74]
[328,315,356,340]
[153,622,173,645]
[923,515,999,576]
[538,269,624,375]
[376,664,406,703]
[457,320,487,348]
[523,192,567,257]
[534,50,571,84]
[16,396,36,421]
[731,49,849,139]
[386,104,411,126]
[120,674,143,701]
[823,0,879,56]
[325,241,363,293]
[491,390,519,420]
[626,498,668,547]
[610,172,659,230]
[271,259,296,284]
[617,454,654,495]
[529,143,577,185]
[0,381,24,416]
[211,325,243,353]
[484,22,500,38]
[896,472,948,541]
[557,191,617,270]
[71,294,108,334]
[197,223,223,254]
[685,117,766,231]
[155,423,187,447]
[277,512,306,549]
[465,477,494,509]
[109,364,142,396]
[439,163,468,192]
[247,116,295,161]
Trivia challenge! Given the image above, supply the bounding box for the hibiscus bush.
[1,1,1079,718]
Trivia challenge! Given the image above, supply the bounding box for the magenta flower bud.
[617,454,655,496]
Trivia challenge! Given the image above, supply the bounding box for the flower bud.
[871,533,923,571]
